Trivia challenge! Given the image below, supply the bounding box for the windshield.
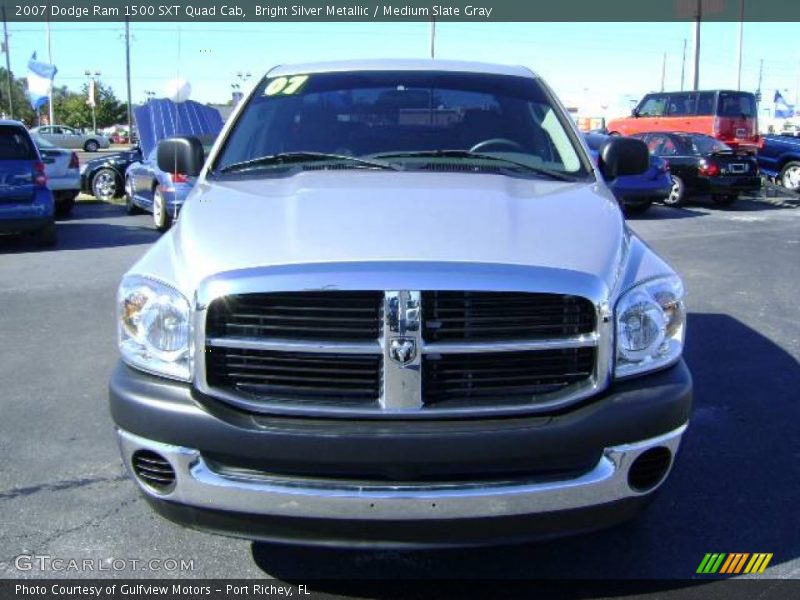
[31,134,57,149]
[0,126,37,159]
[214,70,589,178]
[717,92,756,118]
[687,135,732,155]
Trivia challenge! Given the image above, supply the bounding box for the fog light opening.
[131,449,176,494]
[628,446,672,492]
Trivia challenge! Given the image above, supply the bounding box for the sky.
[4,20,799,119]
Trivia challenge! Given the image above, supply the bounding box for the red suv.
[607,90,760,153]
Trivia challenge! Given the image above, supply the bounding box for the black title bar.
[3,0,800,22]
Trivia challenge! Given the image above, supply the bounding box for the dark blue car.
[583,133,671,214]
[757,134,800,192]
[0,121,55,246]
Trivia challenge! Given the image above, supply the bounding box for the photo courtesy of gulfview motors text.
[15,583,308,596]
[0,0,798,596]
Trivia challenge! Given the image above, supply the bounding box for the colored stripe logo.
[696,553,773,574]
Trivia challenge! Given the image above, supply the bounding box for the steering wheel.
[469,138,524,153]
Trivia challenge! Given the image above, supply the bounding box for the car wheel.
[35,223,57,247]
[664,175,685,207]
[711,194,738,207]
[779,161,800,192]
[623,201,652,215]
[54,193,76,218]
[84,139,100,152]
[152,186,172,232]
[92,168,119,201]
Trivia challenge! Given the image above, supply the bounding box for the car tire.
[84,139,100,152]
[664,175,686,207]
[779,161,800,192]
[35,223,57,247]
[92,168,119,201]
[54,193,76,218]
[711,194,738,207]
[152,186,172,232]
[623,201,652,215]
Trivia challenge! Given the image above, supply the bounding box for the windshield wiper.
[218,152,399,174]
[373,150,578,181]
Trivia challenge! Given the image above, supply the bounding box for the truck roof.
[267,59,537,79]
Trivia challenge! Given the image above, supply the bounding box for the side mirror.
[598,137,649,181]
[631,107,640,117]
[157,136,204,177]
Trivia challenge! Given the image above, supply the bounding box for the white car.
[30,125,110,152]
[32,134,80,217]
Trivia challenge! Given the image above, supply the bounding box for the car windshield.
[687,135,732,155]
[31,134,57,149]
[717,92,756,118]
[213,70,589,179]
[0,126,37,159]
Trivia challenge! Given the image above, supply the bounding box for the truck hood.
[143,171,627,295]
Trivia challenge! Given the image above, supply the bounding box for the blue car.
[125,99,223,231]
[124,145,199,232]
[756,134,800,192]
[583,133,671,214]
[0,121,56,246]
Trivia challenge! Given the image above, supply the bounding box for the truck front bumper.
[110,360,692,547]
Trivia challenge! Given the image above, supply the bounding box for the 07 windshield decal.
[264,75,310,96]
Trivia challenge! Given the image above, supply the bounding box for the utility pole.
[736,0,745,90]
[661,53,667,92]
[430,20,436,59]
[125,18,132,139]
[680,38,687,91]
[756,58,763,103]
[2,6,13,119]
[85,70,100,132]
[46,17,53,125]
[692,0,702,91]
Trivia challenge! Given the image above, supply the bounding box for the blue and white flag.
[774,90,795,119]
[26,52,57,110]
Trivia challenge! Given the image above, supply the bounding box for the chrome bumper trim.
[117,424,686,521]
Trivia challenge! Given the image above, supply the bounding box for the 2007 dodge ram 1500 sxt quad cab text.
[110,60,692,547]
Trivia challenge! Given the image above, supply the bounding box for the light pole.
[84,69,100,133]
[232,72,251,106]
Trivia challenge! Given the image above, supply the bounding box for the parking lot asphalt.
[0,193,798,587]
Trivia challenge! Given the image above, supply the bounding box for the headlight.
[615,275,685,379]
[118,275,192,381]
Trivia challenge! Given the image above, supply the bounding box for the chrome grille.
[423,348,596,408]
[422,291,595,341]
[207,348,382,406]
[200,289,604,417]
[206,291,383,341]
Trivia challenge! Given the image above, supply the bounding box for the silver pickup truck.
[110,59,691,547]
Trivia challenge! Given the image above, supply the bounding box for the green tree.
[0,67,37,126]
[52,79,127,130]
[0,70,127,130]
